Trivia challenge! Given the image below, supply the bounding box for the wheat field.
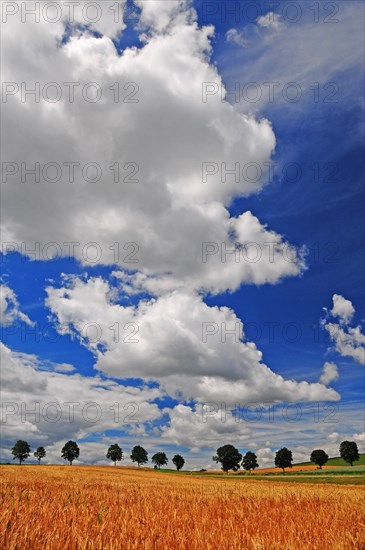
[1,465,364,550]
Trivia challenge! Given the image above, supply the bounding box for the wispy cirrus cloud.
[0,284,33,327]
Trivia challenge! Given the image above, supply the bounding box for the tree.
[242,451,259,473]
[11,440,31,465]
[275,447,293,472]
[213,445,242,472]
[130,445,148,467]
[339,441,360,466]
[61,441,80,465]
[151,452,168,469]
[106,444,123,466]
[34,446,46,464]
[310,449,329,469]
[172,454,185,471]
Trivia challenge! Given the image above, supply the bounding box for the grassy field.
[156,465,365,484]
[295,453,365,467]
[1,465,364,549]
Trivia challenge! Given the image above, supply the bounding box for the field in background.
[1,465,364,550]
[295,453,365,467]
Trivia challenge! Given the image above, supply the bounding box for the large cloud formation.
[1,0,305,295]
[1,1,340,461]
[0,341,162,444]
[46,276,340,405]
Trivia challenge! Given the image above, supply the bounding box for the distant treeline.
[9,440,360,471]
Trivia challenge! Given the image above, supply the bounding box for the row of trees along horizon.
[9,440,361,472]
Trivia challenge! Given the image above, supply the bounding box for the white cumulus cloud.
[0,0,306,296]
[0,342,163,445]
[45,276,340,405]
[331,294,355,324]
[319,362,339,385]
[324,295,365,365]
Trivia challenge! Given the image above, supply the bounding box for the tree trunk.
[319,465,322,469]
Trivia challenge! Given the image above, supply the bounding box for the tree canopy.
[213,445,242,472]
[275,447,293,472]
[12,440,31,464]
[61,441,80,465]
[130,445,148,467]
[151,452,168,469]
[339,441,359,466]
[172,454,185,471]
[106,444,123,466]
[310,449,329,469]
[242,451,259,472]
[34,446,46,464]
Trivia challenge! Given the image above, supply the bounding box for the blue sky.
[1,0,364,468]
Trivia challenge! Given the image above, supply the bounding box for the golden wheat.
[1,465,364,550]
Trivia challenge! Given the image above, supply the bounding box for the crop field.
[1,465,364,550]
